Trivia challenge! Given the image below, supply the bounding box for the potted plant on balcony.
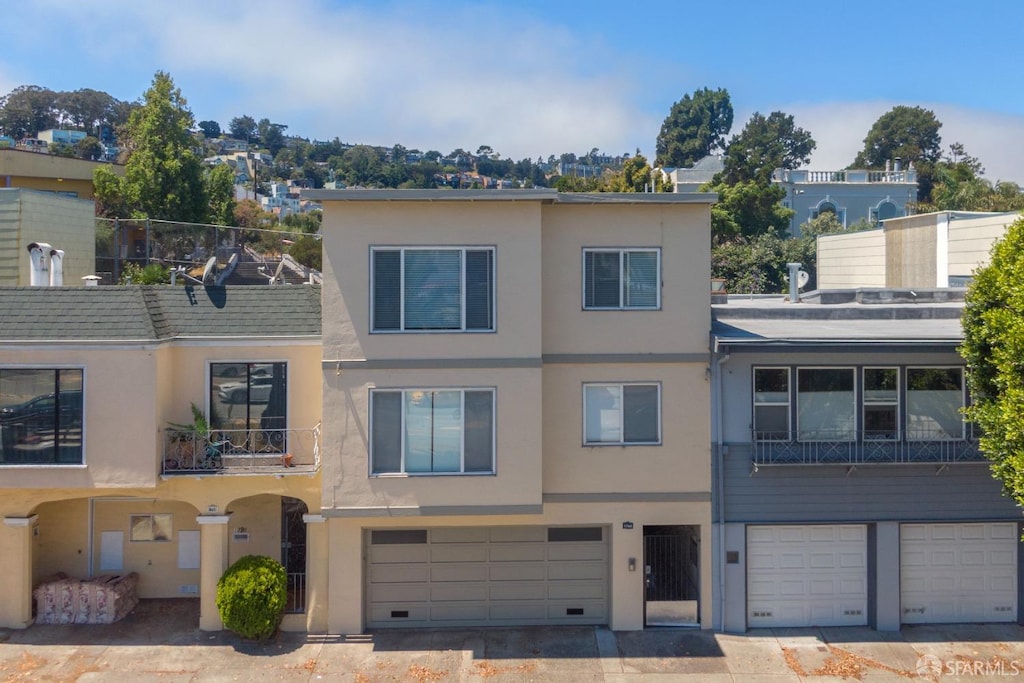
[167,403,220,469]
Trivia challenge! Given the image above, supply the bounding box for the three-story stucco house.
[306,189,717,633]
[0,284,324,632]
[711,289,1022,632]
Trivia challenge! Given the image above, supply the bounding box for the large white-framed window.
[583,382,661,445]
[863,367,899,440]
[582,248,661,310]
[906,366,964,440]
[753,367,790,440]
[371,246,495,332]
[796,367,855,441]
[0,367,84,465]
[370,388,495,474]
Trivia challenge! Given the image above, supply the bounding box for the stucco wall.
[947,213,1019,279]
[0,189,96,286]
[885,213,940,288]
[816,229,886,289]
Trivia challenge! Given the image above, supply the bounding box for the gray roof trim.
[304,188,717,205]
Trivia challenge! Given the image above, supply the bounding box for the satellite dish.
[797,270,810,290]
[201,256,217,284]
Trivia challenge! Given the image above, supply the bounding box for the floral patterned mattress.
[33,572,140,624]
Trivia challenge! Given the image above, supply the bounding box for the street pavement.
[2,600,1024,681]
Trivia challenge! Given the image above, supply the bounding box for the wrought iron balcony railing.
[752,428,983,466]
[162,424,320,475]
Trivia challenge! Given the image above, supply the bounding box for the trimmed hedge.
[216,555,287,640]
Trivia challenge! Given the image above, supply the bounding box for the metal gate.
[644,526,699,626]
[281,496,307,614]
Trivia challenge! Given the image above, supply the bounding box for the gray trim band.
[326,358,542,370]
[543,353,709,364]
[321,504,544,518]
[543,492,711,504]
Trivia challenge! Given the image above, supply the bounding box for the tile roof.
[0,285,321,342]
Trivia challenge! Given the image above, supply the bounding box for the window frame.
[582,381,662,446]
[209,361,289,446]
[0,366,85,466]
[369,386,496,476]
[905,365,965,440]
[581,248,662,311]
[863,366,900,441]
[796,366,856,442]
[752,367,791,441]
[370,246,496,333]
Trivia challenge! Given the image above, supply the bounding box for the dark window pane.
[907,367,962,391]
[465,250,494,331]
[754,368,788,398]
[0,368,83,464]
[372,250,401,330]
[371,392,402,474]
[624,251,658,308]
[623,385,659,443]
[548,527,603,542]
[371,529,427,544]
[584,251,621,308]
[798,368,854,392]
[755,405,789,438]
[463,391,494,472]
[864,405,897,438]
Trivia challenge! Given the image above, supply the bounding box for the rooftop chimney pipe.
[49,249,64,287]
[787,262,802,303]
[26,242,52,287]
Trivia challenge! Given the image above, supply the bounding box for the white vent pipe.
[26,242,52,287]
[49,249,64,286]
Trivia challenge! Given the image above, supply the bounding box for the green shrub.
[216,555,287,640]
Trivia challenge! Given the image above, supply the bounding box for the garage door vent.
[996,606,1014,613]
[752,611,773,618]
[390,611,409,618]
[566,608,584,616]
[844,610,862,616]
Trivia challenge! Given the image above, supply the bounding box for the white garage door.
[901,522,1018,624]
[366,526,607,628]
[747,524,867,628]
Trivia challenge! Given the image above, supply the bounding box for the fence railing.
[162,424,320,474]
[752,428,983,465]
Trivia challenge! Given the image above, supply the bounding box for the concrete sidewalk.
[2,600,1023,681]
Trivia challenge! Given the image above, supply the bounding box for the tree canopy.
[962,217,1024,506]
[655,87,733,169]
[852,105,943,169]
[722,111,815,185]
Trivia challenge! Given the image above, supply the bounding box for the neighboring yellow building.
[307,189,716,632]
[0,148,123,201]
[0,188,97,286]
[0,284,324,632]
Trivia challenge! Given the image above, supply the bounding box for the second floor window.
[583,248,660,310]
[372,247,495,332]
[584,383,661,445]
[371,388,495,474]
[0,368,83,465]
[210,363,288,449]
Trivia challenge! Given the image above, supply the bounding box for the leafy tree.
[257,118,286,156]
[57,88,116,132]
[118,72,208,222]
[287,234,322,271]
[723,111,815,185]
[228,114,258,142]
[93,165,129,218]
[706,179,793,241]
[711,229,816,294]
[0,85,58,137]
[75,135,104,161]
[338,145,384,186]
[607,152,657,192]
[852,105,943,169]
[198,120,221,138]
[206,164,236,226]
[962,218,1024,507]
[119,261,170,285]
[655,87,733,168]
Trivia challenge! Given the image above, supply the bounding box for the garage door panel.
[368,526,607,628]
[901,522,1018,624]
[747,525,867,628]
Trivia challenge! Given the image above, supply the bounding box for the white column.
[1,516,38,629]
[302,514,328,633]
[196,514,231,631]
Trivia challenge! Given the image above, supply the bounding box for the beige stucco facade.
[313,190,715,633]
[0,148,123,201]
[0,189,97,286]
[0,332,325,632]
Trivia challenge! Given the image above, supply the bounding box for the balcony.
[752,428,983,466]
[162,424,320,476]
[773,169,917,184]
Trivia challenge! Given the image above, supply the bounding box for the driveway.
[1,600,1023,681]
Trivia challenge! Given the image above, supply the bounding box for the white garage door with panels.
[366,526,608,628]
[747,524,868,628]
[901,522,1018,624]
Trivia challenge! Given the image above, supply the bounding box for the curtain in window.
[465,250,494,331]
[584,252,621,308]
[372,250,401,331]
[371,392,402,474]
[623,384,659,442]
[624,251,658,308]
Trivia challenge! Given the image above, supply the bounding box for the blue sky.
[3,0,1022,181]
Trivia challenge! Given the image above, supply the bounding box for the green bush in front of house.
[215,555,287,640]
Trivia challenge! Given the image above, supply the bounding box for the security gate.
[644,525,700,626]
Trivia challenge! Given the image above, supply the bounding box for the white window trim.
[581,248,662,311]
[370,246,496,333]
[905,365,965,440]
[369,387,496,475]
[582,381,662,446]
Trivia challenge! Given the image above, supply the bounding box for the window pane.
[585,385,622,443]
[864,405,898,439]
[754,368,788,403]
[624,251,658,308]
[430,391,462,472]
[797,368,854,440]
[404,250,461,330]
[463,391,494,472]
[372,250,401,330]
[56,370,83,463]
[623,385,659,443]
[864,368,898,402]
[907,368,963,439]
[584,251,621,308]
[465,250,494,331]
[371,392,402,474]
[755,405,789,438]
[0,369,83,465]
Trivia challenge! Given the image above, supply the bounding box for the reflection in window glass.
[753,368,790,439]
[907,368,963,439]
[584,383,660,445]
[0,368,83,464]
[863,367,898,440]
[210,363,287,452]
[797,368,854,441]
